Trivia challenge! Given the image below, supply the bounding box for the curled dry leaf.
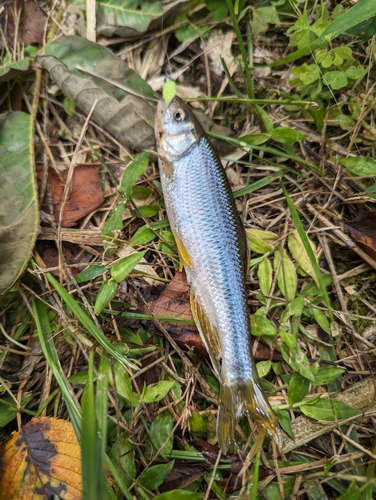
[37,53,156,152]
[0,417,82,500]
[343,211,376,260]
[158,463,205,493]
[36,164,105,228]
[38,36,234,156]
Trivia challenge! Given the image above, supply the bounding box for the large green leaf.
[96,0,163,33]
[0,112,37,295]
[0,58,30,83]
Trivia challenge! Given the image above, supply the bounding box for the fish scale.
[155,95,283,452]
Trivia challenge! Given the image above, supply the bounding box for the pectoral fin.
[190,290,222,378]
[174,233,193,271]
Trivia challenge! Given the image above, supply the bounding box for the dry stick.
[203,449,222,500]
[337,263,371,282]
[319,234,353,330]
[333,428,376,461]
[272,439,285,499]
[23,94,62,178]
[86,0,96,42]
[282,376,376,453]
[57,98,100,283]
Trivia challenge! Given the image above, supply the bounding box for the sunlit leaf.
[288,373,310,406]
[299,398,358,421]
[338,156,376,176]
[0,418,82,500]
[141,380,175,403]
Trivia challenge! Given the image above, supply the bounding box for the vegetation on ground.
[0,0,376,499]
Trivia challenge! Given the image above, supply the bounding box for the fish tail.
[217,380,283,453]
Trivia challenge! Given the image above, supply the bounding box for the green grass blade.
[250,447,261,500]
[233,172,283,198]
[209,131,321,173]
[32,298,81,435]
[225,0,254,99]
[47,272,139,371]
[105,456,134,500]
[96,351,109,499]
[81,350,98,500]
[280,182,335,328]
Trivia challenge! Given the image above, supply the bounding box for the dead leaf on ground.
[0,417,82,500]
[343,211,376,260]
[38,242,92,278]
[159,463,205,493]
[146,271,282,361]
[0,0,47,48]
[146,271,205,354]
[36,164,105,227]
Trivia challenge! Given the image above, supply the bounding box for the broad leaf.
[0,57,30,83]
[299,397,358,421]
[150,412,174,454]
[118,152,150,202]
[141,380,175,403]
[338,156,376,176]
[138,461,174,490]
[96,0,163,33]
[0,112,37,294]
[288,373,310,406]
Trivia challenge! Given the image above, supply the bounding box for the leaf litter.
[0,0,376,499]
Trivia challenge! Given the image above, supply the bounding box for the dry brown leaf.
[36,164,105,227]
[0,417,82,500]
[0,0,47,49]
[343,211,376,260]
[146,272,282,361]
[147,271,205,354]
[159,463,205,493]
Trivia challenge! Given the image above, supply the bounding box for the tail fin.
[217,380,284,453]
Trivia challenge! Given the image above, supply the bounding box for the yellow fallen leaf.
[0,417,82,500]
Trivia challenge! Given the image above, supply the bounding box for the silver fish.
[155,95,282,452]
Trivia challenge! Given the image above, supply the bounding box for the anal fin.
[174,232,193,272]
[190,290,222,378]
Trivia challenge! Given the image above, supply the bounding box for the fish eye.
[174,109,185,122]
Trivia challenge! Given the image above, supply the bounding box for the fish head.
[155,96,200,158]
